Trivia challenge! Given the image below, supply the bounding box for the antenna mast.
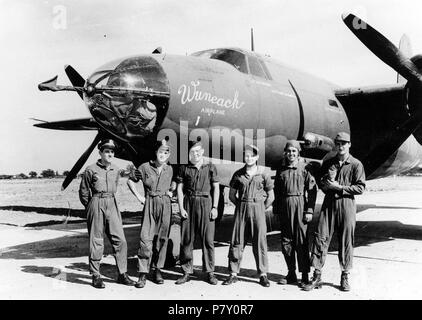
[251,28,254,51]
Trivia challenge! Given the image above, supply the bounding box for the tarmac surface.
[0,177,422,300]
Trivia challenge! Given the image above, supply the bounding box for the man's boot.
[259,274,270,287]
[278,270,297,285]
[92,274,105,289]
[340,272,350,292]
[302,270,322,291]
[222,274,238,285]
[135,273,146,288]
[207,272,218,285]
[175,273,190,285]
[117,273,136,286]
[154,269,164,284]
[299,272,309,288]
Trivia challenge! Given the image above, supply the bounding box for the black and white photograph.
[1,0,422,306]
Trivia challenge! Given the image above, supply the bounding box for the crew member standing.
[222,145,274,287]
[127,140,175,288]
[275,140,317,287]
[175,139,220,285]
[79,139,136,289]
[304,132,365,292]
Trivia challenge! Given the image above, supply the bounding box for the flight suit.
[228,166,274,275]
[129,161,173,273]
[79,160,128,276]
[176,162,219,274]
[310,154,365,272]
[275,159,317,274]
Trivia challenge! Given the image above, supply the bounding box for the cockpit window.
[248,56,267,79]
[192,48,272,80]
[191,49,248,74]
[259,59,273,80]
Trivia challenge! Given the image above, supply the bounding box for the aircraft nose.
[85,55,170,140]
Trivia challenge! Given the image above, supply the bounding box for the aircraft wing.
[335,83,406,103]
[32,117,99,131]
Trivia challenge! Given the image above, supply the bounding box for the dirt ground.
[0,176,422,300]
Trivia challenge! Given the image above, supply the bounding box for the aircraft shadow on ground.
[0,205,86,218]
[20,265,117,287]
[0,202,418,229]
[20,259,287,287]
[2,207,422,261]
[0,205,141,228]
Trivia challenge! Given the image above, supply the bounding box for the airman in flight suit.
[175,139,220,285]
[79,139,136,289]
[304,132,365,292]
[223,145,274,287]
[127,140,176,288]
[275,140,317,287]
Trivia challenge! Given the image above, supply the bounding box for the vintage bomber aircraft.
[36,13,422,196]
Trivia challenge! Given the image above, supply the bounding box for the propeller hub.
[86,85,96,96]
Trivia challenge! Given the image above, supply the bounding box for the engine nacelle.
[407,54,422,114]
[302,132,334,152]
[300,132,335,159]
[406,54,422,145]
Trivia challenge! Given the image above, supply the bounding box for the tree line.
[0,169,71,180]
[0,164,136,180]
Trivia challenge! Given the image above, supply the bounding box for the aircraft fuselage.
[81,47,421,181]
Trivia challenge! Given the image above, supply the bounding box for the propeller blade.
[342,13,422,84]
[64,65,86,99]
[62,133,101,190]
[38,76,58,91]
[397,34,412,83]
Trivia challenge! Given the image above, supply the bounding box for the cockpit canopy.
[191,48,272,80]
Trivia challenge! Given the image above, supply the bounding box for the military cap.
[98,139,116,151]
[188,137,202,151]
[334,132,351,142]
[155,139,171,152]
[245,144,259,155]
[284,140,301,152]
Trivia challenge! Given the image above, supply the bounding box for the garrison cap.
[245,144,259,155]
[98,139,116,151]
[284,140,301,152]
[188,137,202,151]
[155,139,171,152]
[334,132,351,142]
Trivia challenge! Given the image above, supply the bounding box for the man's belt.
[333,195,355,200]
[241,197,264,202]
[187,191,210,198]
[92,192,115,198]
[326,192,354,200]
[146,191,169,197]
[283,193,303,197]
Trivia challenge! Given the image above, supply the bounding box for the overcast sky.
[1,0,422,175]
